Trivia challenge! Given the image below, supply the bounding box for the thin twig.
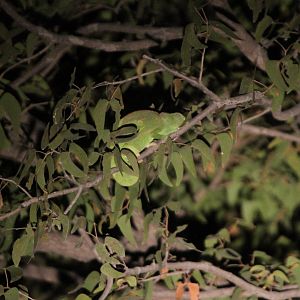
[11,45,69,88]
[98,277,113,300]
[0,177,33,198]
[240,124,300,143]
[143,55,221,102]
[0,44,52,79]
[92,68,164,89]
[64,186,83,215]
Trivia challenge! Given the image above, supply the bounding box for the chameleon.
[112,110,185,186]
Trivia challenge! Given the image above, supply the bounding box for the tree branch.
[0,89,267,222]
[0,0,159,52]
[143,55,222,102]
[125,261,300,300]
[240,124,300,143]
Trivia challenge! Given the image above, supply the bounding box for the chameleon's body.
[112,110,185,186]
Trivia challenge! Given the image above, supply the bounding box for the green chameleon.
[112,110,185,186]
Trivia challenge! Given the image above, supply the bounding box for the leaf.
[255,15,273,41]
[12,236,28,266]
[70,142,89,174]
[26,32,39,58]
[192,139,215,172]
[266,60,288,91]
[0,123,11,149]
[192,270,206,287]
[60,152,86,178]
[112,148,139,187]
[158,155,173,187]
[4,287,19,300]
[144,281,154,300]
[247,0,263,22]
[117,214,137,247]
[216,132,233,166]
[170,151,184,186]
[102,152,113,185]
[216,248,241,261]
[35,159,46,191]
[239,77,254,94]
[75,294,92,300]
[92,99,109,140]
[69,67,76,88]
[0,93,21,128]
[184,23,206,49]
[105,237,125,258]
[82,271,101,292]
[230,108,241,141]
[100,262,124,278]
[179,145,196,177]
[173,79,182,97]
[272,270,289,283]
[136,58,147,85]
[7,266,23,283]
[41,123,49,150]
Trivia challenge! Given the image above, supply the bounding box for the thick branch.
[125,262,300,300]
[0,0,159,52]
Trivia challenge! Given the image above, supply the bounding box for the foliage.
[0,0,300,299]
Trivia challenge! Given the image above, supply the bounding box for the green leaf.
[247,0,263,22]
[112,148,139,187]
[75,294,92,300]
[105,237,125,258]
[170,151,184,186]
[179,146,196,177]
[216,132,233,166]
[0,123,11,149]
[41,123,49,150]
[82,271,101,292]
[144,281,154,300]
[158,155,173,187]
[184,23,206,49]
[117,214,137,247]
[192,270,206,287]
[4,287,19,300]
[192,139,215,172]
[216,248,241,261]
[266,60,288,91]
[12,236,29,266]
[272,270,289,283]
[29,203,38,224]
[93,99,109,140]
[0,93,21,128]
[60,152,86,178]
[230,108,241,141]
[255,15,273,41]
[239,77,254,94]
[26,32,39,58]
[100,263,124,278]
[7,266,23,283]
[70,142,89,174]
[204,236,218,249]
[35,159,46,191]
